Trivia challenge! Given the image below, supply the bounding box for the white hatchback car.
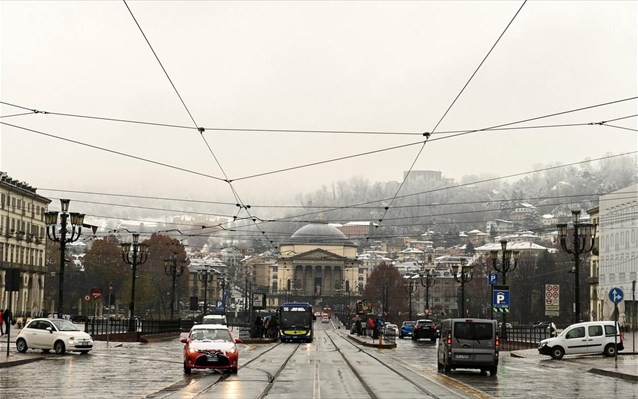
[538,320,624,360]
[16,318,93,355]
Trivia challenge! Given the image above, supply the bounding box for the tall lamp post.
[45,199,85,317]
[198,266,214,317]
[557,210,596,324]
[215,272,228,315]
[453,258,473,318]
[121,233,149,332]
[418,269,436,317]
[164,252,185,320]
[490,240,519,339]
[403,275,418,321]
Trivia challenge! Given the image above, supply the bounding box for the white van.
[201,314,227,326]
[437,318,499,376]
[538,320,624,360]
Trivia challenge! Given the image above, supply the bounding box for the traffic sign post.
[609,287,624,365]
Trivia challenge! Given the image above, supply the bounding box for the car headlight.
[226,347,237,355]
[188,347,199,354]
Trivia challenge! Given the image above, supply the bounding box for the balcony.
[587,276,599,285]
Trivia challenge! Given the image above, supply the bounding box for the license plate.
[455,354,470,359]
[207,355,218,361]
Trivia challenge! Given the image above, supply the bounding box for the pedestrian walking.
[0,308,4,336]
[549,321,558,337]
[3,308,12,334]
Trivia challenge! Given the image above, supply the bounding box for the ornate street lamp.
[403,274,418,321]
[45,199,85,317]
[490,240,519,340]
[418,269,436,317]
[164,252,185,320]
[453,258,473,318]
[198,265,214,317]
[557,210,596,324]
[121,233,149,332]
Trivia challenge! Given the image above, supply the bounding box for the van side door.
[563,326,589,355]
[585,324,606,354]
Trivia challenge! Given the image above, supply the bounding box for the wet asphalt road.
[0,323,636,398]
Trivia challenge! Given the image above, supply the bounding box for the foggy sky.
[1,1,636,221]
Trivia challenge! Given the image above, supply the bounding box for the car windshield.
[191,329,231,342]
[51,319,81,331]
[403,321,415,326]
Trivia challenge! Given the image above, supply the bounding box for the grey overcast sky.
[1,1,636,214]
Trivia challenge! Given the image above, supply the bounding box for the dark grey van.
[437,318,499,376]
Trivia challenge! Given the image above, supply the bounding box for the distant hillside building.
[486,219,516,235]
[335,221,375,239]
[0,172,51,317]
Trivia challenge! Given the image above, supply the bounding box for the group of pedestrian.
[251,315,279,339]
[0,308,13,336]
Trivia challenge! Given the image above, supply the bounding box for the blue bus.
[278,302,314,343]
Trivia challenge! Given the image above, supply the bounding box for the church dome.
[288,223,354,245]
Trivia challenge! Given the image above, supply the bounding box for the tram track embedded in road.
[326,330,448,399]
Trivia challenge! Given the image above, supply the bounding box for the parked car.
[412,319,438,342]
[201,314,227,326]
[383,323,399,336]
[399,321,415,339]
[16,318,93,355]
[181,324,243,374]
[437,318,499,376]
[538,321,624,360]
[321,316,330,323]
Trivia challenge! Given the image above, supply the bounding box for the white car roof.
[191,324,229,331]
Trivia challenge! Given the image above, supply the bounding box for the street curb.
[589,367,638,382]
[0,356,45,369]
[347,334,396,349]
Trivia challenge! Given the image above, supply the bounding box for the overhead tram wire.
[0,122,227,182]
[376,0,528,226]
[34,149,636,236]
[123,0,275,250]
[1,97,635,139]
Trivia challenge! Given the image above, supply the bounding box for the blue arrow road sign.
[609,287,624,304]
[493,288,510,308]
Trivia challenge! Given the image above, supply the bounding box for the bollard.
[379,334,383,348]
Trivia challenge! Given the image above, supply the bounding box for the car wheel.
[430,337,436,342]
[184,363,192,374]
[230,367,238,374]
[489,366,498,376]
[444,365,451,374]
[550,346,564,360]
[411,336,416,341]
[16,338,28,353]
[480,369,487,376]
[54,341,66,355]
[604,344,617,357]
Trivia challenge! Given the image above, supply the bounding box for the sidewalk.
[510,347,638,383]
[0,329,46,368]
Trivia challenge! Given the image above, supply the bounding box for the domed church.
[278,223,360,306]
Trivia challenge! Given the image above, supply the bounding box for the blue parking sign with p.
[493,289,510,308]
